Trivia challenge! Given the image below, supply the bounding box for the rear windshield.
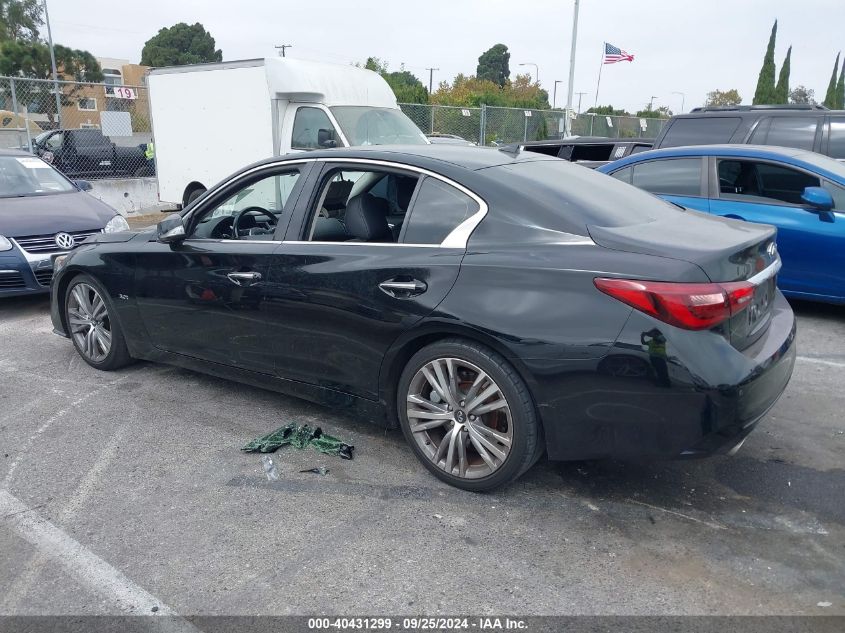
[487,159,686,230]
[661,117,741,147]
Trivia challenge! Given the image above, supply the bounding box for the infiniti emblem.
[54,232,75,250]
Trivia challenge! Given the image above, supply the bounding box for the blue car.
[0,149,129,297]
[598,145,845,304]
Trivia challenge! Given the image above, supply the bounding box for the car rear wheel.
[65,274,132,371]
[397,339,541,491]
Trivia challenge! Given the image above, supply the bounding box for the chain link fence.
[0,75,153,179]
[400,103,668,145]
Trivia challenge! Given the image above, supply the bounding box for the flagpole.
[564,0,580,137]
[594,42,605,110]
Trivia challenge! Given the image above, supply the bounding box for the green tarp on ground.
[242,423,354,460]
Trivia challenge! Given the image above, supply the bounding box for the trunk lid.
[588,212,779,349]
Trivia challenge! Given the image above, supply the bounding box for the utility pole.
[649,95,658,110]
[425,67,439,94]
[42,0,62,129]
[275,44,293,57]
[564,0,581,136]
[575,91,588,113]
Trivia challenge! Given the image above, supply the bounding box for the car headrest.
[344,194,392,242]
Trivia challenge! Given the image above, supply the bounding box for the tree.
[476,44,510,87]
[431,73,548,109]
[774,45,791,104]
[0,39,103,124]
[705,88,742,106]
[836,63,845,110]
[823,53,840,109]
[752,20,778,105]
[140,22,222,67]
[789,85,815,104]
[636,105,672,119]
[0,0,41,42]
[360,57,427,104]
[586,105,630,116]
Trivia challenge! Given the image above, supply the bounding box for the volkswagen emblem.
[766,242,777,257]
[54,232,75,250]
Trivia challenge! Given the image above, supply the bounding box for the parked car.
[652,104,845,161]
[31,129,151,179]
[148,57,428,209]
[427,134,476,146]
[50,145,795,491]
[513,136,654,168]
[598,144,845,304]
[0,149,129,297]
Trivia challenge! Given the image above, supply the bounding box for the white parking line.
[796,356,845,369]
[0,490,200,630]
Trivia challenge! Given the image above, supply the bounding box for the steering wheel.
[232,206,277,238]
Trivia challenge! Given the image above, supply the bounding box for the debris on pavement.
[243,423,355,460]
[261,455,280,481]
[817,602,832,608]
[300,467,329,476]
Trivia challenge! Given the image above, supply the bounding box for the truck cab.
[148,58,429,208]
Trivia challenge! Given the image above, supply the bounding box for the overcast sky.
[49,0,843,113]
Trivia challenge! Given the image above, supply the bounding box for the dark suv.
[653,105,845,160]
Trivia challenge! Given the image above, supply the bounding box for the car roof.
[598,144,845,181]
[251,144,553,172]
[675,106,842,117]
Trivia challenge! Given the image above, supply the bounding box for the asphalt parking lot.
[1,294,843,616]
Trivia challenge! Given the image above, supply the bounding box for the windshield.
[795,151,845,180]
[0,155,76,198]
[330,106,427,146]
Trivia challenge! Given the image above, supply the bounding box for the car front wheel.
[397,338,542,492]
[65,274,133,371]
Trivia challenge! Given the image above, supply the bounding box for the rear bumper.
[534,291,796,461]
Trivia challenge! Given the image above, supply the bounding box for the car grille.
[14,229,102,254]
[34,269,53,287]
[0,271,26,289]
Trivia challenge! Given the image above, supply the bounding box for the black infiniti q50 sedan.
[50,145,796,491]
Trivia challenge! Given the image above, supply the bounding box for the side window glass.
[822,180,845,211]
[660,117,741,147]
[307,168,419,243]
[403,177,479,245]
[631,158,701,196]
[762,117,818,151]
[610,166,632,184]
[189,170,301,240]
[45,134,63,150]
[291,107,338,150]
[829,118,845,160]
[718,160,819,205]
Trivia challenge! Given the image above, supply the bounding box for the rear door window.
[752,117,818,151]
[402,177,479,245]
[828,117,845,160]
[609,166,632,184]
[630,158,702,196]
[660,117,741,147]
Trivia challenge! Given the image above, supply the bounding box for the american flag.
[604,42,634,64]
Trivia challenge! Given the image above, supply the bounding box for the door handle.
[378,278,427,298]
[227,271,262,287]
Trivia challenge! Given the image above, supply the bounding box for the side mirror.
[74,179,92,191]
[318,128,337,148]
[801,186,834,211]
[157,213,186,244]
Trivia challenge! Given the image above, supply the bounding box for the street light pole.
[42,0,62,129]
[671,91,686,113]
[553,80,563,109]
[564,0,581,136]
[518,63,539,84]
[649,95,658,110]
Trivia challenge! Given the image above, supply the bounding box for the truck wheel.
[185,187,206,206]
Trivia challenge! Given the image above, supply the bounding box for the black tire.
[185,187,205,207]
[397,338,542,492]
[65,273,133,371]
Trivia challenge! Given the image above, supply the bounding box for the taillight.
[594,278,754,330]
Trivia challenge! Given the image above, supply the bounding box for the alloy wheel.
[406,357,513,479]
[67,283,112,363]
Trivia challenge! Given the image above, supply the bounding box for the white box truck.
[148,57,429,207]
